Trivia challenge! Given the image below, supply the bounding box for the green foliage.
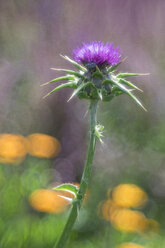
[0,157,165,247]
[0,159,67,248]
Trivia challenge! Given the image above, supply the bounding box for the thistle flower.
[42,41,147,111]
[73,41,121,66]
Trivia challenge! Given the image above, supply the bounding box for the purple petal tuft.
[73,41,121,66]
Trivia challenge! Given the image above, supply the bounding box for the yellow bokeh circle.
[0,134,28,164]
[112,184,148,208]
[27,133,61,158]
[100,199,121,221]
[111,208,148,233]
[116,243,145,248]
[29,189,71,213]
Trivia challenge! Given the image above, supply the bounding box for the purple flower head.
[73,41,121,66]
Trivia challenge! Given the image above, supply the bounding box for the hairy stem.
[54,100,98,248]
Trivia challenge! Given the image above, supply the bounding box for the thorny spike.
[41,75,75,86]
[118,78,143,92]
[50,68,84,78]
[117,73,150,78]
[60,54,87,72]
[43,82,77,99]
[67,82,91,102]
[111,79,147,111]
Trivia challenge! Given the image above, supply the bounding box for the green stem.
[54,100,98,248]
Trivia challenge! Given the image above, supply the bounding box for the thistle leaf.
[117,73,149,78]
[53,183,79,198]
[60,55,87,72]
[41,75,75,86]
[110,79,147,111]
[68,82,91,102]
[50,68,84,78]
[119,78,143,92]
[43,82,77,98]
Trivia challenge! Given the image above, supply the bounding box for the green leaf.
[110,78,147,111]
[60,55,87,72]
[53,183,79,198]
[68,82,91,102]
[50,68,84,78]
[41,75,75,86]
[119,78,143,92]
[117,73,149,78]
[43,82,77,98]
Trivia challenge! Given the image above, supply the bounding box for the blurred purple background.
[0,0,165,186]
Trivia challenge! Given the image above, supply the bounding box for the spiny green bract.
[42,54,148,111]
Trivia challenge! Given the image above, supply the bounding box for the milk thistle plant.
[43,41,147,248]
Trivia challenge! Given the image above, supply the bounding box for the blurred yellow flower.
[99,199,121,221]
[112,184,148,208]
[0,134,28,164]
[101,200,112,220]
[111,208,148,233]
[27,133,61,158]
[116,243,145,248]
[29,189,71,213]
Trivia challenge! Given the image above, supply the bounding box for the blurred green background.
[0,1,165,247]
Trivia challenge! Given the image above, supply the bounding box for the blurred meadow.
[0,0,165,247]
